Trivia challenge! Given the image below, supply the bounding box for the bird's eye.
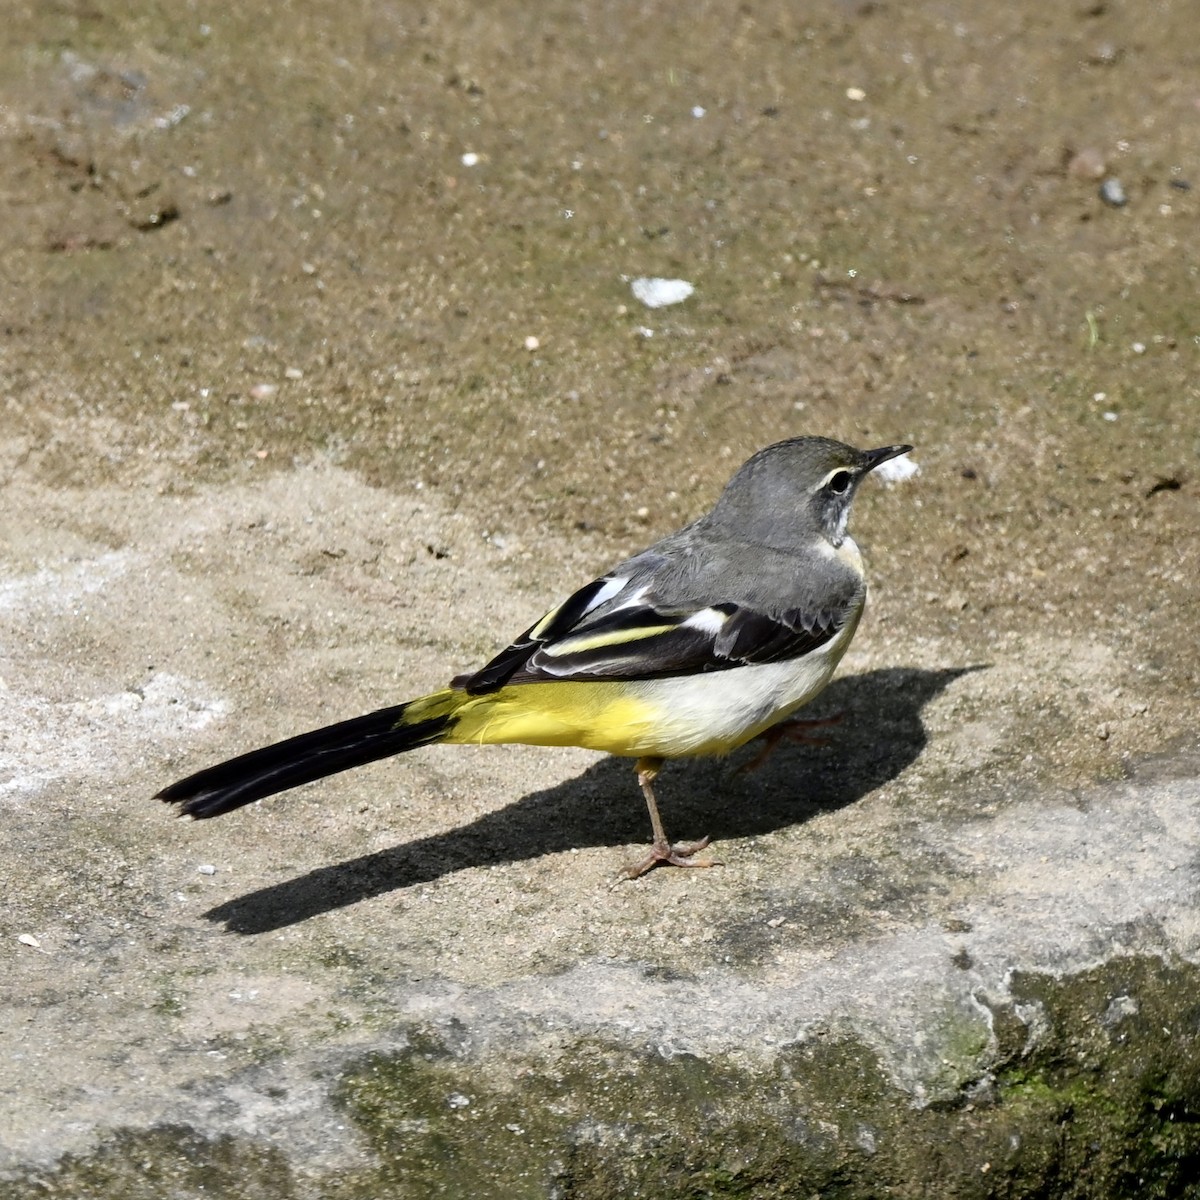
[827,470,853,495]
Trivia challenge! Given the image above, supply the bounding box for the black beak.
[862,443,914,472]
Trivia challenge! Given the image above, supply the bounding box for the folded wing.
[456,572,853,693]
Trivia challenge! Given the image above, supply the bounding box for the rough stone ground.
[1,1,1199,1197]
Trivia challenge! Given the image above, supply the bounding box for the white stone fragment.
[630,277,694,308]
[873,454,920,484]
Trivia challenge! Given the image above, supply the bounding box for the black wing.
[456,572,854,693]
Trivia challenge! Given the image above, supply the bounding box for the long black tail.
[156,701,455,819]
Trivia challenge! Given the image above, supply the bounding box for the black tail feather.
[155,703,454,819]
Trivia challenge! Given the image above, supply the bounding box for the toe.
[622,836,721,878]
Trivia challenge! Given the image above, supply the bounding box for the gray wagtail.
[157,436,912,877]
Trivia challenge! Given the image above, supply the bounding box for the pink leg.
[739,712,845,773]
[622,756,722,880]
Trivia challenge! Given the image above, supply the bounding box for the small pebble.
[631,277,694,308]
[1099,177,1128,207]
[874,454,920,484]
[447,1092,471,1109]
[18,933,41,948]
[523,335,540,351]
[691,105,706,119]
[197,864,217,875]
[284,367,304,380]
[461,152,479,167]
[845,86,866,102]
[1067,147,1107,181]
[249,383,277,400]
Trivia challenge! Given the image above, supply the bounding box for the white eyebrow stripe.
[581,576,630,614]
[682,607,728,635]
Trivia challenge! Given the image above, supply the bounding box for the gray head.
[706,436,913,550]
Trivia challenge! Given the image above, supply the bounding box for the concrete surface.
[2,1,1199,1196]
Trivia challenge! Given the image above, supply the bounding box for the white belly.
[625,604,862,758]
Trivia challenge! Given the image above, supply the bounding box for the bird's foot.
[739,712,845,773]
[622,836,721,880]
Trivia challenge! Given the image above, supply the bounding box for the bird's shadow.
[203,666,981,933]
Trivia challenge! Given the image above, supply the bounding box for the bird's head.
[708,436,913,550]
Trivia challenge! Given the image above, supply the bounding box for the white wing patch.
[604,581,650,613]
[682,607,729,635]
[582,575,629,614]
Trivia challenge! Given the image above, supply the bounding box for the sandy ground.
[2,0,1199,1194]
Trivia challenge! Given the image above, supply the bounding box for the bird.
[156,435,912,878]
